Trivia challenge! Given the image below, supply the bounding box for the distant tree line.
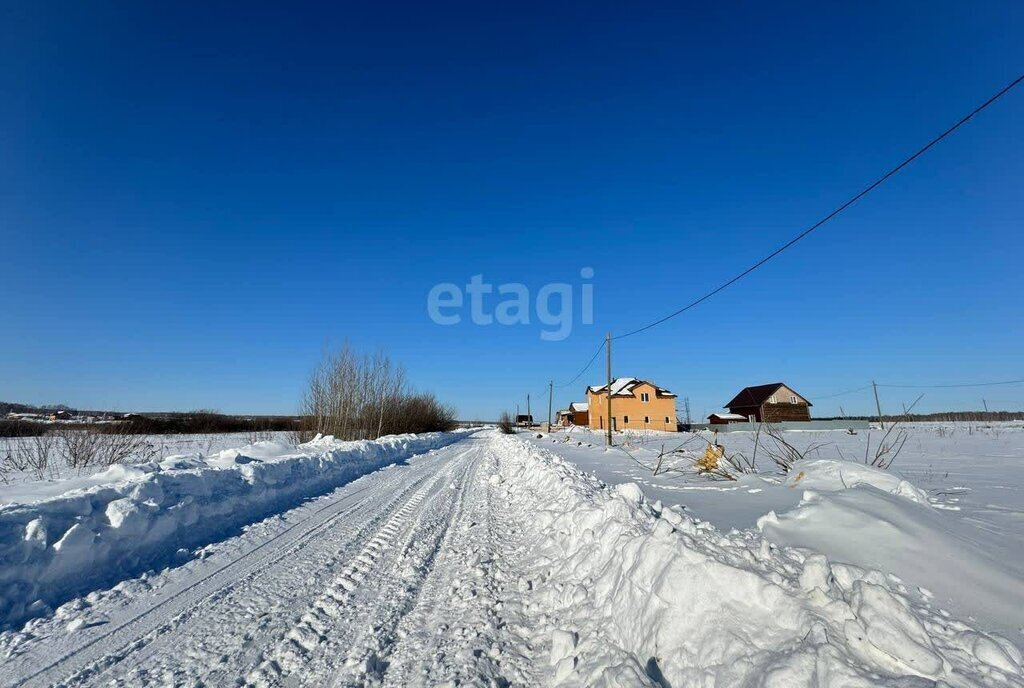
[0,402,74,415]
[0,411,299,438]
[819,411,1024,423]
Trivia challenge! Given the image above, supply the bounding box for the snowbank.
[0,431,469,629]
[783,457,931,503]
[759,459,1024,638]
[495,436,1023,687]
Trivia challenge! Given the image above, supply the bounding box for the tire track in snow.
[378,445,539,687]
[2,442,474,688]
[106,453,481,687]
[246,443,481,687]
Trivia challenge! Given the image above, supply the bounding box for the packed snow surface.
[0,428,1019,686]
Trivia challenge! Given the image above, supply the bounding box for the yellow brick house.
[586,377,678,432]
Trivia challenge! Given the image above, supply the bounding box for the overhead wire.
[611,73,1024,341]
[524,73,1024,409]
[877,378,1024,389]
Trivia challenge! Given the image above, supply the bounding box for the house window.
[640,392,650,402]
[623,416,629,424]
[768,395,777,404]
[665,417,670,424]
[790,395,797,404]
[644,416,649,424]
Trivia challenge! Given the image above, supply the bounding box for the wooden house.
[723,383,811,422]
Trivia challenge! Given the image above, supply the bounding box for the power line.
[612,73,1024,341]
[811,384,874,399]
[525,72,1023,408]
[524,339,604,415]
[877,378,1024,389]
[555,340,606,389]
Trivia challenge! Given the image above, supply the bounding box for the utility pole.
[684,397,692,425]
[547,380,553,430]
[606,332,613,446]
[527,394,531,424]
[872,380,884,429]
[982,398,989,413]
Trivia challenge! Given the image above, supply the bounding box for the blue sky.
[2,2,1022,419]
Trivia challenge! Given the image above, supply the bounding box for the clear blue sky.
[2,2,1022,419]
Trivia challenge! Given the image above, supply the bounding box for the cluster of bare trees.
[497,411,516,434]
[0,426,157,482]
[297,344,457,442]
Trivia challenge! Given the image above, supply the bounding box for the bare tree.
[299,344,456,441]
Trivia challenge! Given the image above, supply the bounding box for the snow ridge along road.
[0,431,468,630]
[1,430,1021,687]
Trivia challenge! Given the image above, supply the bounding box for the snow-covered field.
[530,422,1024,639]
[0,426,1021,686]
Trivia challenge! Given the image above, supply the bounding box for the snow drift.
[0,431,469,629]
[494,436,1023,687]
[758,458,1024,638]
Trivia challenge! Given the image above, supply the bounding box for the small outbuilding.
[556,402,589,426]
[707,412,749,425]
[567,402,588,426]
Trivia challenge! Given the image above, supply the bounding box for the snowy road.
[0,433,537,687]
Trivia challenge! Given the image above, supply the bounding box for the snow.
[760,465,1023,638]
[493,432,1023,686]
[0,427,1020,686]
[529,423,1024,641]
[708,412,748,421]
[588,377,676,397]
[0,431,296,503]
[588,377,637,395]
[569,402,588,412]
[0,430,468,629]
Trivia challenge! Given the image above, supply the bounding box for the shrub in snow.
[496,411,516,435]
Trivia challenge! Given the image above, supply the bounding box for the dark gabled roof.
[725,383,812,408]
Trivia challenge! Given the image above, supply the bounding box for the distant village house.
[720,382,812,423]
[587,377,677,432]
